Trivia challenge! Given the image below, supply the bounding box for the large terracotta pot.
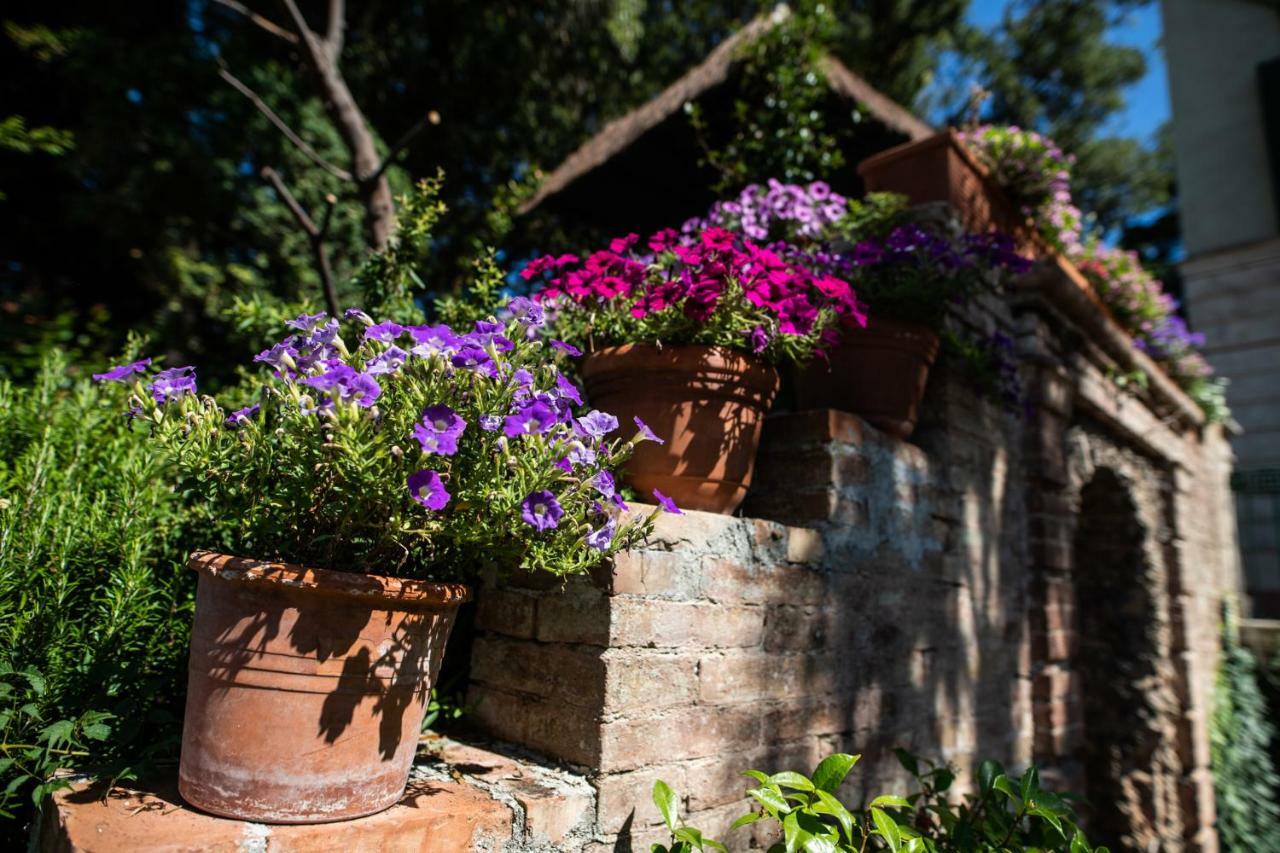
[179,550,470,824]
[858,130,1041,258]
[794,319,940,440]
[581,344,779,514]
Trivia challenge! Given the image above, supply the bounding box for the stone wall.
[464,232,1241,852]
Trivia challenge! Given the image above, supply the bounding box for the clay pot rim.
[187,550,472,606]
[584,342,779,379]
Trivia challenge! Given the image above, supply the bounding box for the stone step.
[39,738,594,852]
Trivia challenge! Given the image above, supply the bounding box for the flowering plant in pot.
[694,185,1030,438]
[523,224,862,513]
[92,306,664,823]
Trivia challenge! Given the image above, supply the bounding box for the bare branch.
[279,0,331,73]
[210,0,298,43]
[364,111,440,184]
[218,64,353,182]
[262,167,340,316]
[318,192,338,239]
[326,0,346,59]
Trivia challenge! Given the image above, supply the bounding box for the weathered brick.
[759,409,865,447]
[602,649,699,713]
[474,587,537,639]
[599,706,762,772]
[602,550,695,598]
[610,599,765,649]
[762,605,828,652]
[534,581,611,645]
[593,765,687,834]
[786,527,826,564]
[470,636,604,709]
[698,651,842,704]
[469,686,602,767]
[701,557,827,605]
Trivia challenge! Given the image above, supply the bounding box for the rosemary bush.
[0,350,193,825]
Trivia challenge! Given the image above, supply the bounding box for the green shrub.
[0,349,195,827]
[1211,610,1280,851]
[652,750,1107,852]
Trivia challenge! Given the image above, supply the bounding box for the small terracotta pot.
[581,344,780,514]
[178,551,470,824]
[858,130,1041,257]
[794,319,940,439]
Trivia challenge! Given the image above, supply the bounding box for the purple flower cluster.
[684,179,848,242]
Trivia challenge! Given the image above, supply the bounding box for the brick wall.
[465,231,1241,852]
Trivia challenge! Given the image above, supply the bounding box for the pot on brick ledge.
[580,343,779,514]
[858,129,1041,258]
[179,550,469,824]
[794,318,940,440]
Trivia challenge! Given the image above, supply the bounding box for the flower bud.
[391,445,404,459]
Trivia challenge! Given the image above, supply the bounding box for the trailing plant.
[1211,607,1280,851]
[93,301,673,582]
[524,225,864,364]
[958,124,1083,257]
[0,349,194,828]
[652,749,1107,852]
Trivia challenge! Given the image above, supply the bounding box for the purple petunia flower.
[549,340,582,357]
[407,469,450,510]
[633,416,665,445]
[652,488,682,515]
[520,490,563,531]
[303,363,381,407]
[150,366,197,403]
[255,339,298,372]
[364,345,408,376]
[504,401,557,437]
[479,414,502,432]
[286,311,328,333]
[92,358,151,383]
[747,326,769,355]
[593,470,616,500]
[585,517,617,551]
[363,321,406,342]
[554,373,583,406]
[576,411,619,439]
[344,308,374,325]
[512,368,534,389]
[225,403,260,426]
[409,324,461,356]
[451,345,494,374]
[566,441,597,467]
[506,296,545,327]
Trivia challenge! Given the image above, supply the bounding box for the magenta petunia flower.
[652,488,682,515]
[504,401,557,438]
[632,416,665,445]
[520,490,563,531]
[92,358,151,383]
[408,469,450,510]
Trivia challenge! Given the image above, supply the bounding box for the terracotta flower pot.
[858,130,1041,257]
[178,551,470,824]
[581,344,779,514]
[794,319,940,440]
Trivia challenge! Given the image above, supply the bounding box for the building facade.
[1164,0,1280,615]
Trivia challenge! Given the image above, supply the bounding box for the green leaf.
[653,780,678,832]
[731,811,764,829]
[39,719,75,747]
[1020,766,1039,802]
[650,844,669,853]
[673,826,704,847]
[741,769,771,786]
[811,753,860,793]
[802,838,837,853]
[781,811,810,853]
[1030,807,1064,837]
[770,771,815,791]
[978,759,1002,793]
[870,807,901,852]
[992,774,1019,803]
[893,748,919,776]
[750,786,790,816]
[812,790,854,840]
[870,794,912,808]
